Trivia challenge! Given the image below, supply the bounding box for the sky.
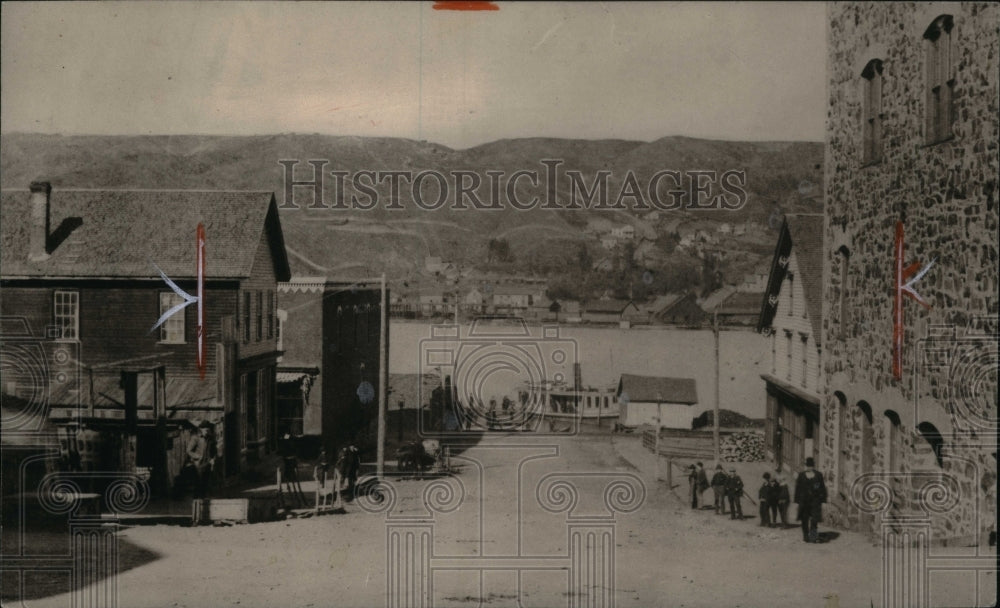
[1,2,827,149]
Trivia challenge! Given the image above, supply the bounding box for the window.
[771,333,777,374]
[159,292,185,343]
[267,290,275,339]
[787,273,794,317]
[242,292,251,343]
[785,331,793,382]
[256,291,264,341]
[861,59,884,165]
[800,334,809,389]
[53,291,79,339]
[924,15,954,144]
[838,247,851,339]
[835,391,849,495]
[884,410,902,472]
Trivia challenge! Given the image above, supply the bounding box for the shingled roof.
[785,215,824,342]
[616,373,698,404]
[0,188,290,281]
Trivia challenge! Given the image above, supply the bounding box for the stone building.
[821,2,998,546]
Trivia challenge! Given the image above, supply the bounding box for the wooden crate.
[192,496,278,525]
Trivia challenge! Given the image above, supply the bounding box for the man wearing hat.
[794,457,828,542]
[185,420,211,498]
[724,467,744,520]
[710,464,728,514]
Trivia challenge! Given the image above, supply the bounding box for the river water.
[389,320,768,419]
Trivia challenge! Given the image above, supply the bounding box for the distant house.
[610,225,635,239]
[737,269,770,293]
[561,300,582,323]
[698,286,737,313]
[582,299,644,325]
[419,289,448,316]
[756,214,824,472]
[0,183,290,490]
[600,237,617,250]
[277,277,386,453]
[712,291,763,326]
[646,293,705,327]
[491,284,541,315]
[617,374,699,429]
[424,256,454,276]
[718,222,733,234]
[463,288,486,314]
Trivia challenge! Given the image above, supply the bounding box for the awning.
[277,372,311,384]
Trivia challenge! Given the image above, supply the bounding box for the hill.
[0,133,822,294]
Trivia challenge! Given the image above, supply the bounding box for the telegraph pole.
[377,273,388,478]
[713,309,720,464]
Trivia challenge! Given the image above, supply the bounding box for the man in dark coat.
[711,465,729,514]
[794,457,827,542]
[725,467,744,520]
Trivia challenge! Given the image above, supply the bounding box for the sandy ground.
[16,432,996,608]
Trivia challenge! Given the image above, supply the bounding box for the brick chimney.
[29,181,51,262]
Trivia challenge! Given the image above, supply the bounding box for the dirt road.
[19,432,995,607]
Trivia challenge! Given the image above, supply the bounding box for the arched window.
[917,422,945,467]
[857,401,875,477]
[861,59,884,165]
[924,15,955,144]
[837,246,851,339]
[884,410,902,472]
[835,391,849,493]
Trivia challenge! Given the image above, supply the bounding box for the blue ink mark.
[148,260,198,334]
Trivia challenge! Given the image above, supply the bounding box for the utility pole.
[377,273,388,479]
[713,309,720,464]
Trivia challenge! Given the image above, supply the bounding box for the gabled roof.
[616,373,698,404]
[699,285,737,311]
[0,188,290,281]
[716,291,764,316]
[757,214,824,342]
[785,215,824,341]
[492,284,539,296]
[584,298,635,313]
[646,292,685,314]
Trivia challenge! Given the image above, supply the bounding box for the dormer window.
[861,59,883,165]
[924,15,955,144]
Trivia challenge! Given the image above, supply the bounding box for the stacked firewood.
[719,431,765,462]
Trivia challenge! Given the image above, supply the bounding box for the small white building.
[616,374,699,429]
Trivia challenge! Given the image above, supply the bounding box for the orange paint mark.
[433,1,499,11]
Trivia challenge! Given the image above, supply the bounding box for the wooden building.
[757,214,824,473]
[0,183,290,492]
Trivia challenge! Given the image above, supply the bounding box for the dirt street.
[19,432,995,607]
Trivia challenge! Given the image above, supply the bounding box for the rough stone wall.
[822,2,998,544]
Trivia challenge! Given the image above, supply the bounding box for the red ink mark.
[893,221,934,380]
[196,223,206,380]
[433,1,499,11]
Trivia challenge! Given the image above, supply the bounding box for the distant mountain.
[0,133,823,285]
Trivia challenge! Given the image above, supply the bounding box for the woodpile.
[719,431,765,462]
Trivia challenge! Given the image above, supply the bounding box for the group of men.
[688,457,828,543]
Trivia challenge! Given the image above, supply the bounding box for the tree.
[577,244,593,273]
